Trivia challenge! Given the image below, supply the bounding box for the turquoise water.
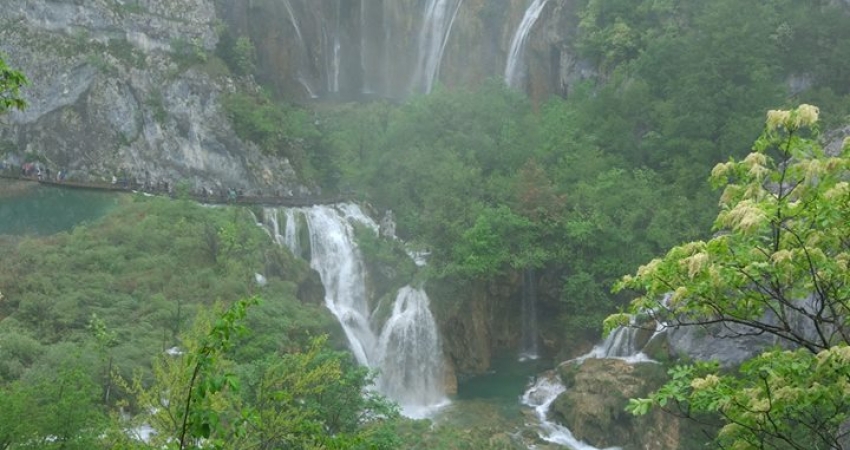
[435,357,551,431]
[0,180,120,235]
[457,356,549,401]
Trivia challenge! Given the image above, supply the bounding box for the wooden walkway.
[0,174,345,207]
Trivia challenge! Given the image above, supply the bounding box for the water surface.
[0,180,120,235]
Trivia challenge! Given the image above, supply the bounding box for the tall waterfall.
[505,0,549,89]
[283,0,318,98]
[261,205,448,417]
[324,0,342,94]
[410,0,464,94]
[302,205,377,366]
[519,268,539,360]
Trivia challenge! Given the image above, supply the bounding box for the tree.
[232,336,399,450]
[613,105,850,448]
[0,54,27,114]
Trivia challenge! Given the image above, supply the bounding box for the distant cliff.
[0,0,303,194]
[0,0,589,190]
[217,0,588,102]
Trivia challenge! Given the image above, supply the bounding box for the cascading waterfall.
[262,204,447,417]
[523,373,621,450]
[580,326,653,363]
[505,0,549,90]
[519,268,539,360]
[410,0,464,94]
[376,286,449,418]
[522,316,659,448]
[302,205,377,366]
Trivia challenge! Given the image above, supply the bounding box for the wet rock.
[550,358,681,450]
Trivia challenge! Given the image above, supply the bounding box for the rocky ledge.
[0,0,305,195]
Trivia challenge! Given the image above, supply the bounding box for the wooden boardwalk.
[0,174,345,207]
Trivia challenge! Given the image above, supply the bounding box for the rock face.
[552,359,684,450]
[0,0,303,193]
[217,0,587,101]
[0,0,589,190]
[429,273,524,376]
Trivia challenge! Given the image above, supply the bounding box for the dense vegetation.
[3,0,850,447]
[0,195,383,447]
[618,106,850,449]
[297,0,850,346]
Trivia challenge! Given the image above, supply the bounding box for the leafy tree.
[0,54,27,115]
[614,105,850,448]
[233,336,399,450]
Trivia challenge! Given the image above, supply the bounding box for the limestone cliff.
[0,0,303,193]
[216,0,587,101]
[0,0,588,190]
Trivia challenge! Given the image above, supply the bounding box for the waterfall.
[283,0,318,98]
[376,286,449,418]
[522,373,621,450]
[302,205,377,365]
[505,0,549,90]
[323,0,342,94]
[521,311,661,448]
[262,204,447,417]
[519,268,539,360]
[410,0,464,94]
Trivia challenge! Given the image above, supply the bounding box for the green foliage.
[353,224,417,298]
[222,90,320,179]
[0,54,27,114]
[615,105,850,448]
[233,336,400,450]
[0,345,109,449]
[318,80,709,341]
[0,196,335,389]
[178,297,259,448]
[215,31,256,76]
[171,37,208,68]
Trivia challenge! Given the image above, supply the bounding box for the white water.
[522,373,621,450]
[505,0,549,90]
[263,204,447,417]
[377,286,449,418]
[410,0,464,94]
[522,319,659,448]
[324,0,342,94]
[579,326,654,364]
[302,205,377,366]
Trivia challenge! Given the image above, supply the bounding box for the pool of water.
[441,356,552,426]
[0,180,121,235]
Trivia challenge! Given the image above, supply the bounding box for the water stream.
[505,0,549,90]
[410,0,464,94]
[283,0,318,98]
[522,320,660,449]
[261,204,448,418]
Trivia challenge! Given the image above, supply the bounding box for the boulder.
[550,358,683,450]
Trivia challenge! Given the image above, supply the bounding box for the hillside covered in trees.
[1,0,850,448]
